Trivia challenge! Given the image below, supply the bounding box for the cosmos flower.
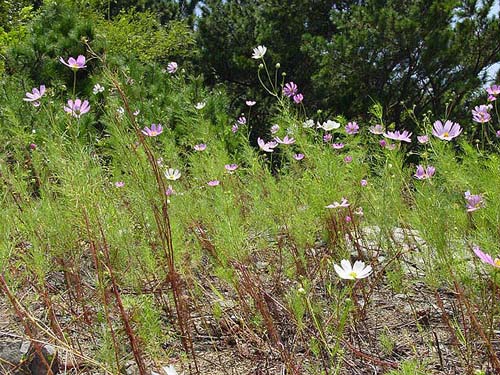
[165,185,175,196]
[472,245,500,268]
[323,134,333,142]
[257,137,278,152]
[225,164,239,172]
[414,165,435,180]
[334,259,372,280]
[472,105,492,123]
[344,155,353,163]
[283,82,298,97]
[231,124,239,133]
[167,62,178,74]
[195,102,206,110]
[303,119,315,128]
[465,191,484,212]
[207,180,220,187]
[237,116,247,125]
[165,168,181,181]
[332,143,345,149]
[383,130,412,143]
[252,45,267,59]
[246,100,256,107]
[360,179,367,187]
[142,124,163,137]
[24,85,46,107]
[115,181,125,188]
[60,55,86,70]
[64,98,90,118]
[92,83,104,94]
[194,143,207,151]
[270,124,280,134]
[293,153,304,160]
[345,121,359,135]
[318,120,341,132]
[275,135,295,145]
[486,84,500,98]
[325,198,349,209]
[432,120,462,141]
[293,93,303,104]
[417,135,429,144]
[369,124,384,135]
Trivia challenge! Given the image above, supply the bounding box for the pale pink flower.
[344,155,353,163]
[64,98,90,118]
[207,180,220,187]
[472,105,492,123]
[283,82,298,97]
[332,143,344,149]
[383,130,412,143]
[167,62,178,74]
[432,120,462,140]
[360,179,367,187]
[60,55,86,70]
[323,134,333,142]
[465,191,484,212]
[257,137,278,152]
[24,85,46,106]
[369,124,384,135]
[325,198,349,209]
[115,181,125,188]
[270,124,280,134]
[293,93,303,104]
[225,164,239,172]
[417,135,429,144]
[194,143,207,151]
[473,245,500,267]
[414,165,435,180]
[345,121,359,135]
[275,135,295,145]
[293,153,304,160]
[142,124,163,137]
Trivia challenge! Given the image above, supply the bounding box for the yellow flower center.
[443,132,450,138]
[495,259,500,267]
[349,271,358,279]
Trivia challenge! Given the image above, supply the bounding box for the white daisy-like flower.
[165,168,181,181]
[252,45,267,59]
[162,365,178,375]
[317,120,341,132]
[334,259,372,280]
[195,101,206,110]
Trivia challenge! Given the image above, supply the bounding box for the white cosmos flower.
[195,101,206,110]
[334,259,372,280]
[325,198,349,209]
[252,45,267,59]
[303,119,315,128]
[165,168,181,181]
[317,120,341,132]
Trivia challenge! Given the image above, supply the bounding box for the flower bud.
[258,63,264,69]
[275,62,281,69]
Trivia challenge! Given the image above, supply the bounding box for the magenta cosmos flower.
[142,124,163,137]
[414,165,435,180]
[293,93,304,104]
[293,153,304,160]
[225,164,239,172]
[257,137,278,152]
[432,120,462,140]
[332,143,344,149]
[473,246,500,267]
[60,55,86,70]
[194,143,207,151]
[24,85,46,107]
[383,130,412,142]
[275,135,295,145]
[465,191,484,212]
[64,98,90,118]
[207,180,220,187]
[345,121,359,135]
[283,82,298,97]
[472,105,492,123]
[167,62,178,74]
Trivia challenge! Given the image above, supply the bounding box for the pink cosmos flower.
[29,143,37,150]
[64,98,90,118]
[496,130,500,138]
[345,121,359,135]
[383,130,412,143]
[369,124,384,135]
[167,62,178,74]
[379,139,387,148]
[417,135,429,144]
[246,100,256,107]
[225,164,239,172]
[231,124,239,133]
[275,135,295,145]
[237,116,247,125]
[207,180,220,186]
[283,82,298,97]
[270,124,280,134]
[332,143,344,149]
[257,137,278,152]
[24,85,46,107]
[432,120,462,140]
[465,191,484,212]
[360,179,367,187]
[293,153,304,160]
[486,85,500,97]
[194,143,207,151]
[293,93,303,104]
[325,198,350,209]
[414,165,435,180]
[115,181,125,188]
[472,105,492,123]
[473,245,500,267]
[344,155,353,163]
[165,185,175,196]
[133,109,140,116]
[323,134,333,142]
[60,55,86,70]
[142,124,163,137]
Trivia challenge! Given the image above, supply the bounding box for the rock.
[27,344,59,375]
[0,339,24,372]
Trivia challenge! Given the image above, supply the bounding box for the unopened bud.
[275,62,281,69]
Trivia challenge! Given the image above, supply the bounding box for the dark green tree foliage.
[198,0,500,129]
[311,0,500,126]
